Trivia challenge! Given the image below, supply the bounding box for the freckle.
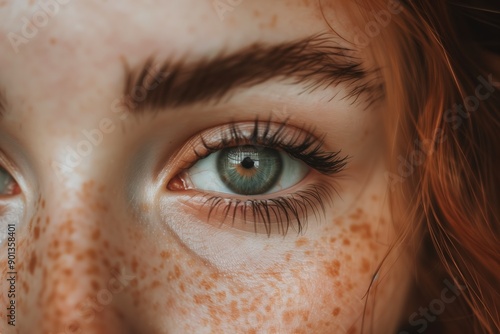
[36,216,41,224]
[85,265,100,275]
[102,257,111,268]
[295,238,308,247]
[115,309,125,320]
[361,257,370,273]
[45,216,50,225]
[131,257,138,273]
[200,279,214,290]
[103,240,110,249]
[150,280,161,288]
[63,268,72,276]
[34,226,40,240]
[343,238,350,245]
[334,218,343,226]
[347,326,357,334]
[349,208,364,220]
[29,251,37,274]
[269,14,278,28]
[91,229,101,240]
[285,253,292,262]
[22,281,30,293]
[329,237,336,244]
[41,199,46,208]
[350,223,372,239]
[174,265,181,278]
[64,240,74,252]
[194,294,212,305]
[230,300,239,319]
[160,250,171,259]
[282,310,294,324]
[214,290,225,302]
[332,307,341,316]
[90,280,100,291]
[63,219,75,235]
[179,282,186,293]
[209,272,221,280]
[325,259,341,278]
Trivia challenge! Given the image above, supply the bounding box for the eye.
[166,119,348,236]
[186,145,309,195]
[0,166,20,197]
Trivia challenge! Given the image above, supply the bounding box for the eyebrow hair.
[123,33,383,113]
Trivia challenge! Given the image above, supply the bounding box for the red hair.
[331,0,500,332]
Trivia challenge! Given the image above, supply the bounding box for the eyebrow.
[123,33,382,113]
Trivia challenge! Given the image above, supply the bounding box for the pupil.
[241,156,255,169]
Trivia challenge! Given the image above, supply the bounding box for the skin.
[0,1,412,333]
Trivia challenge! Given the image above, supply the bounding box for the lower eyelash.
[199,183,334,237]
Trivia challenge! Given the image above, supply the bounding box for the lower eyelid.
[172,182,335,236]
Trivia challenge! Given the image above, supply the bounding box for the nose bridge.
[21,179,129,334]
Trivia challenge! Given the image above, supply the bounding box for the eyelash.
[179,118,349,236]
[194,118,348,175]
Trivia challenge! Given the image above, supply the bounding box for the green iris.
[217,145,283,195]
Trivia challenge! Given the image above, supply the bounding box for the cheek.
[0,183,137,333]
[0,182,409,334]
[128,207,407,333]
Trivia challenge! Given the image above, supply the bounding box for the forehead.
[0,0,334,74]
[0,0,350,123]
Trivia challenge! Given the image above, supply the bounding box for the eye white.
[187,149,309,195]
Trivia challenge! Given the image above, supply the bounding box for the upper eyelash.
[194,117,349,175]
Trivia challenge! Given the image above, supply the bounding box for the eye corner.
[166,171,191,192]
[0,165,22,198]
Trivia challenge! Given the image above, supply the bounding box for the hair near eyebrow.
[123,33,383,113]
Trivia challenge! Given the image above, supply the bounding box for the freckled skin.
[0,1,412,333]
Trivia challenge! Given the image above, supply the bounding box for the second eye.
[185,145,309,196]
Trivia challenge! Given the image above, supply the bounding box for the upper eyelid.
[161,119,349,183]
[195,120,349,175]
